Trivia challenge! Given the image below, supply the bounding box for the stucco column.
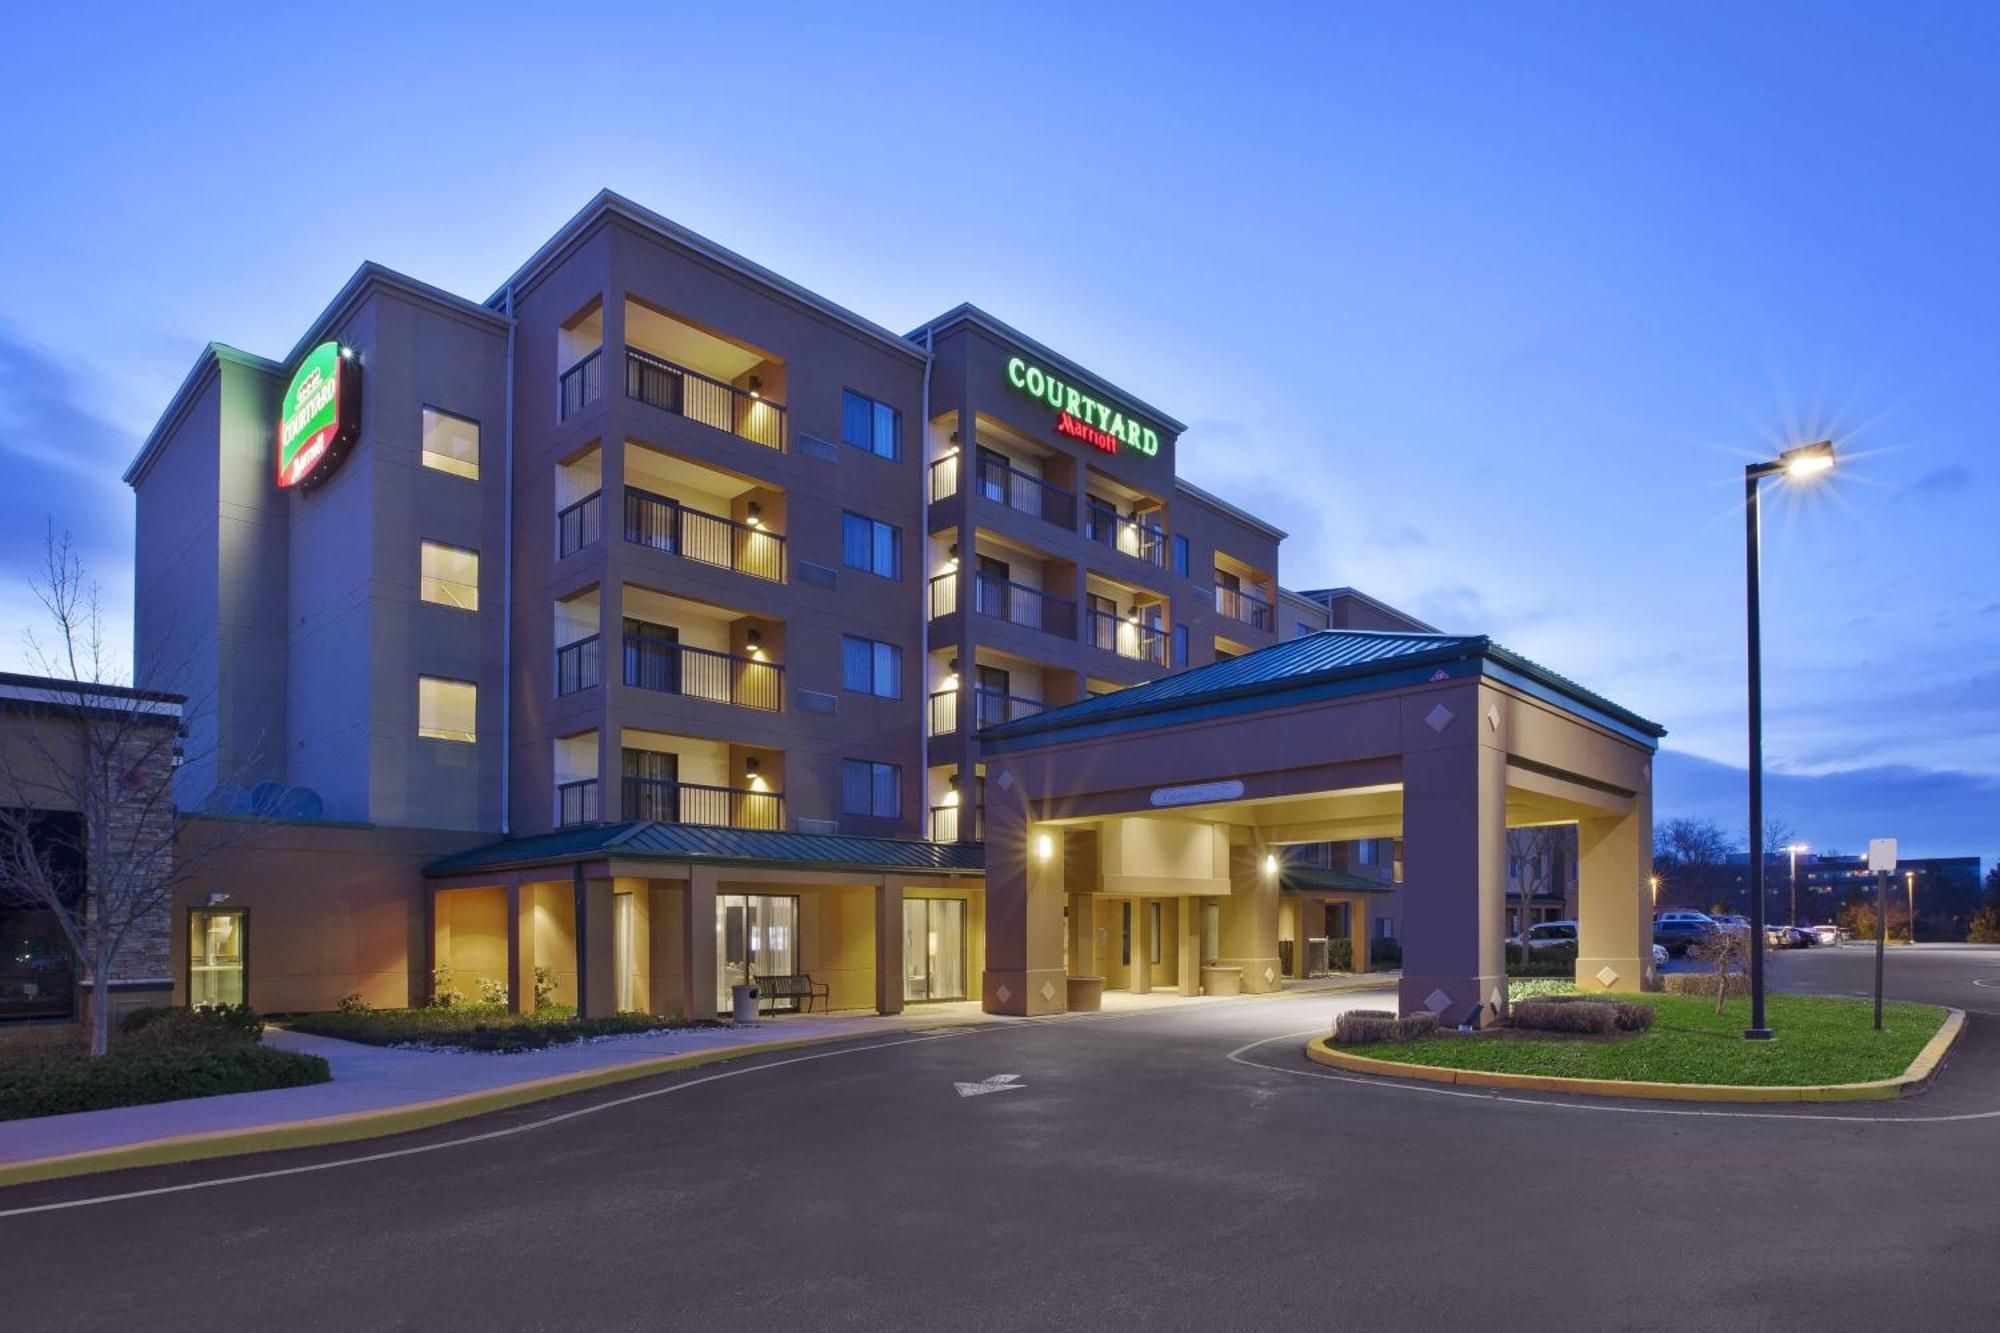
[1177,899,1201,996]
[982,807,1066,1016]
[1400,738,1508,1027]
[1128,900,1152,994]
[508,880,539,1014]
[1576,805,1653,993]
[682,867,718,1020]
[576,873,616,1018]
[1348,897,1370,976]
[1068,892,1096,976]
[1219,833,1282,992]
[876,877,905,1015]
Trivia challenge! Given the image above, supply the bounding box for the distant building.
[1727,851,1984,933]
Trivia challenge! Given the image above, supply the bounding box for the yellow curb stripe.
[1304,1006,1965,1104]
[0,1028,934,1190]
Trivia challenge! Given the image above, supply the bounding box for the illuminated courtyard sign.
[1005,356,1159,457]
[278,341,361,488]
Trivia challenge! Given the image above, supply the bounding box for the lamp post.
[1744,440,1836,1040]
[1787,842,1809,927]
[1906,869,1917,944]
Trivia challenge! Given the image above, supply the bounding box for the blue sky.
[0,3,1994,857]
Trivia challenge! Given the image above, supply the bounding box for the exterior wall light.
[1035,832,1054,863]
[747,374,763,400]
[1263,853,1279,877]
[745,499,763,527]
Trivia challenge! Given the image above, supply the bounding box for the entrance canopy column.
[682,867,718,1020]
[875,877,905,1016]
[1219,831,1281,992]
[1576,795,1654,993]
[983,820,1065,1016]
[1400,737,1507,1027]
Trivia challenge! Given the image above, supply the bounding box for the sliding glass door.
[715,894,798,1013]
[902,898,966,1002]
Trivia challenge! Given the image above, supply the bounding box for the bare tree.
[0,529,230,1056]
[1507,825,1565,972]
[1653,816,1738,910]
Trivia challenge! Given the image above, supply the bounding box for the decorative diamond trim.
[997,770,1015,791]
[1486,705,1500,731]
[1424,987,1452,1013]
[1425,704,1455,733]
[1490,986,1504,1010]
[1039,981,1056,1003]
[996,984,1012,1005]
[1595,966,1619,988]
[1263,966,1276,984]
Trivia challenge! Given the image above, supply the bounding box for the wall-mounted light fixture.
[747,374,763,400]
[1035,832,1055,863]
[1263,853,1279,877]
[745,499,763,528]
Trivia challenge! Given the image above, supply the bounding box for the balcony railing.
[559,348,603,422]
[1214,583,1274,632]
[1087,610,1169,665]
[624,637,783,712]
[1085,504,1166,566]
[626,348,785,451]
[927,572,959,620]
[975,455,1076,529]
[555,635,602,696]
[972,688,1043,730]
[622,777,784,830]
[625,487,785,583]
[972,574,1077,640]
[558,491,603,558]
[927,689,958,737]
[929,803,982,842]
[928,453,960,504]
[557,779,600,827]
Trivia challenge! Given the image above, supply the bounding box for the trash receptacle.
[731,983,759,1023]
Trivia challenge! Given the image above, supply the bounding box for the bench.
[756,974,829,1015]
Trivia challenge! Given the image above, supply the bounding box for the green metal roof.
[980,630,1666,751]
[1281,864,1398,895]
[427,822,986,878]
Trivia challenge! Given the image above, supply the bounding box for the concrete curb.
[1304,1007,1965,1104]
[0,1029,912,1190]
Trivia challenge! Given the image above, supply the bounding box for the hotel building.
[120,191,1659,1025]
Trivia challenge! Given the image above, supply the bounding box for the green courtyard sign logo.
[277,341,362,488]
[1005,356,1160,457]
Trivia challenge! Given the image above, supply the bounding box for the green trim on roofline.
[427,821,986,878]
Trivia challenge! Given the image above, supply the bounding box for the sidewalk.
[0,973,1397,1179]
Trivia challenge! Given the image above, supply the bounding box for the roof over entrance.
[426,821,986,878]
[981,630,1666,751]
[1280,864,1399,895]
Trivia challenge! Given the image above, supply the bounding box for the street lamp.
[1787,842,1809,927]
[1744,440,1836,1040]
[1906,869,1917,944]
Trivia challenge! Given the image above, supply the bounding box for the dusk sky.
[0,4,1993,857]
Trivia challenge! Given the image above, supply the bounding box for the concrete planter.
[1066,975,1105,1011]
[1200,965,1243,997]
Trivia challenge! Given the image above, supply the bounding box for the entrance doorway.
[188,908,246,1007]
[716,894,798,1012]
[902,898,966,1002]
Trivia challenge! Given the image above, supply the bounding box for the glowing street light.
[1743,441,1837,1041]
[1787,842,1809,927]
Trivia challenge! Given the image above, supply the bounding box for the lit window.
[188,909,246,1008]
[419,541,479,611]
[418,676,477,742]
[422,407,480,480]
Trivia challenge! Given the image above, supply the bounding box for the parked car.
[1653,910,1719,957]
[1652,943,1670,966]
[1521,921,1578,951]
[1710,914,1751,934]
[1765,924,1794,949]
[1810,923,1842,947]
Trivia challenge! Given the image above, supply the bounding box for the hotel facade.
[120,191,1662,1025]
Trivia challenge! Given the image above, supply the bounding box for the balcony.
[972,573,1077,640]
[555,635,602,696]
[1087,610,1169,666]
[1084,503,1166,567]
[1214,583,1274,632]
[558,491,603,558]
[927,690,958,738]
[559,348,604,422]
[929,803,982,842]
[625,487,785,583]
[624,634,783,712]
[557,779,600,827]
[626,348,785,451]
[964,454,1076,530]
[972,688,1043,730]
[622,777,783,830]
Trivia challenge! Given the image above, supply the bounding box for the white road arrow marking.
[954,1073,1026,1098]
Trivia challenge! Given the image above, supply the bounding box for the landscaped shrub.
[119,1004,265,1048]
[335,992,372,1013]
[0,1046,330,1121]
[1509,998,1618,1034]
[1514,994,1655,1033]
[1333,1009,1439,1044]
[1663,972,1748,999]
[1369,937,1402,967]
[282,1004,710,1052]
[1507,959,1576,978]
[1326,938,1353,972]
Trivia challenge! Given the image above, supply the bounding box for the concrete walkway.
[0,973,1394,1169]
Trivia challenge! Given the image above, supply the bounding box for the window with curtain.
[841,512,901,579]
[841,635,901,698]
[841,759,900,818]
[842,389,901,460]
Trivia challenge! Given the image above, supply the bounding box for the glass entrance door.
[716,894,798,1013]
[188,908,246,1008]
[902,898,966,1002]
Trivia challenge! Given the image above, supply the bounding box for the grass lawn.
[1348,992,1949,1087]
[281,1004,712,1053]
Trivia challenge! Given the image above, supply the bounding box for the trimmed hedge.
[1326,938,1354,972]
[0,1045,330,1121]
[1334,1008,1440,1044]
[1510,996,1655,1035]
[1369,938,1403,967]
[283,1004,709,1052]
[120,1004,265,1048]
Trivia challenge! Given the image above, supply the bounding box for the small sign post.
[1868,838,1898,1031]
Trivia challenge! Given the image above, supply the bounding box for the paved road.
[4,948,1999,1332]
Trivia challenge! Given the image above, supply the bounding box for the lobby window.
[842,389,901,461]
[418,676,477,742]
[841,512,902,579]
[1149,902,1163,965]
[419,541,479,612]
[841,635,902,699]
[840,759,901,818]
[188,908,246,1008]
[421,407,480,480]
[1171,534,1190,577]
